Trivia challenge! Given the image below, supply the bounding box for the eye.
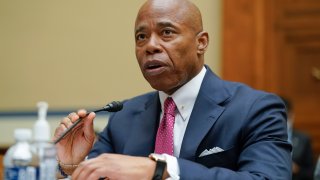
[163,29,173,36]
[136,33,146,41]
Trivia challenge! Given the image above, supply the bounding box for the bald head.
[136,0,203,34]
[134,0,209,94]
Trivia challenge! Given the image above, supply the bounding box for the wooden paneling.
[223,0,320,161]
[273,0,320,160]
[0,155,3,179]
[223,0,265,88]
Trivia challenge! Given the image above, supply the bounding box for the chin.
[147,81,165,91]
[145,75,178,91]
[149,83,165,91]
[149,83,178,95]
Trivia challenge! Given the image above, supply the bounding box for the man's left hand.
[71,153,156,180]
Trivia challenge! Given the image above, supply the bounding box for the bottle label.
[4,166,39,180]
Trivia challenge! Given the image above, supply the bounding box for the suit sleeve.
[178,94,292,180]
[87,114,116,159]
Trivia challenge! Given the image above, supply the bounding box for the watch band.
[152,160,166,180]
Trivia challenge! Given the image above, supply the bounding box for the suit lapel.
[179,93,225,160]
[123,67,230,159]
[123,94,161,156]
[179,67,229,160]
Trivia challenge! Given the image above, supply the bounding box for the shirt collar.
[159,66,207,121]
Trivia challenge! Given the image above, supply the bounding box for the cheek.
[168,38,197,61]
[169,46,197,71]
[135,47,141,59]
[135,48,144,67]
[169,46,199,81]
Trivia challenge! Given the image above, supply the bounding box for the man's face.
[134,2,203,95]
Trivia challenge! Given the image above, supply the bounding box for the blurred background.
[0,0,319,179]
[0,0,220,144]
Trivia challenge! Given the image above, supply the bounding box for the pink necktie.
[154,97,176,155]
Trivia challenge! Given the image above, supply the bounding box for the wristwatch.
[149,153,167,180]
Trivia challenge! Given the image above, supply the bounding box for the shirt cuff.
[162,154,180,180]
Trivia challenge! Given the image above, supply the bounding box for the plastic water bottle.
[3,128,39,180]
[31,143,56,180]
[32,101,57,180]
[314,156,320,180]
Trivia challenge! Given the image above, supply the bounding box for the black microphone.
[94,101,123,113]
[54,101,123,144]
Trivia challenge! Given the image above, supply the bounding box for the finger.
[68,112,80,123]
[83,112,95,128]
[61,117,73,128]
[86,157,114,180]
[53,123,68,141]
[53,113,78,142]
[73,158,110,180]
[72,159,96,180]
[87,167,110,180]
[83,112,96,142]
[77,109,88,118]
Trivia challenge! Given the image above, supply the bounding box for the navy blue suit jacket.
[89,67,292,179]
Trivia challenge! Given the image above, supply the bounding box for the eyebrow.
[135,25,146,34]
[135,21,177,34]
[157,21,176,29]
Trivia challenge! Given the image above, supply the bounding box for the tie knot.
[164,97,176,116]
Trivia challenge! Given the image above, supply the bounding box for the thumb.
[83,112,96,141]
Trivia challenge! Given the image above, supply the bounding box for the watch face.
[149,153,167,162]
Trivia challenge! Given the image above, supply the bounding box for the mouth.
[147,64,162,70]
[143,60,167,76]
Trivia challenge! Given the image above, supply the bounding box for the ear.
[196,31,209,55]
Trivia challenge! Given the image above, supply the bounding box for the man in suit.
[281,97,314,180]
[54,0,292,179]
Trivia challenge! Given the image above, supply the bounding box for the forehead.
[135,2,188,31]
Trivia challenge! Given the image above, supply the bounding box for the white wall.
[0,0,222,146]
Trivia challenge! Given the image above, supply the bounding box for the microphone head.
[104,101,123,112]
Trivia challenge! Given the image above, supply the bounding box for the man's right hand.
[53,109,96,167]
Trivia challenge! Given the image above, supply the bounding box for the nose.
[145,34,162,54]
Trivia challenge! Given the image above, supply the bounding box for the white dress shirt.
[158,66,207,179]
